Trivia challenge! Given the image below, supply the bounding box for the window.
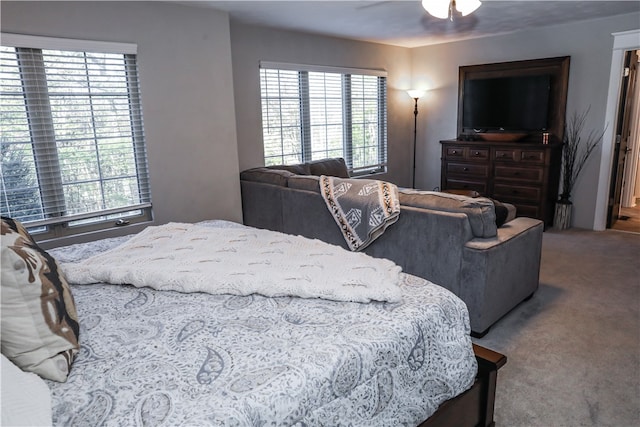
[1,34,151,239]
[260,62,387,176]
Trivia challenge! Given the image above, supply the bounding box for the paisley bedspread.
[46,220,477,427]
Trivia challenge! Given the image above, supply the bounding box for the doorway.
[608,49,640,234]
[595,29,640,232]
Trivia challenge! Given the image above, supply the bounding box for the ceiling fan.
[422,0,483,20]
[358,0,483,21]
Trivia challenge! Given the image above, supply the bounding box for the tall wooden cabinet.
[440,140,562,226]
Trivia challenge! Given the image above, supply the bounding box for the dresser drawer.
[445,178,487,194]
[495,149,517,161]
[520,150,545,164]
[494,166,544,182]
[445,146,490,161]
[466,148,490,161]
[493,184,541,202]
[446,146,465,158]
[447,162,489,177]
[494,148,546,164]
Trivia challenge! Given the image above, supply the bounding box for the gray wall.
[230,22,414,186]
[1,1,242,246]
[411,12,640,229]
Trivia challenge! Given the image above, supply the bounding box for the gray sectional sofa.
[240,158,543,336]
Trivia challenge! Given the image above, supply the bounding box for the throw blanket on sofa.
[319,176,401,251]
[61,223,403,303]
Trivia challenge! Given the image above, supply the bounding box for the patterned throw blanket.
[61,223,403,303]
[319,176,401,251]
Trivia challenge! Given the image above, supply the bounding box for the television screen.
[462,75,551,132]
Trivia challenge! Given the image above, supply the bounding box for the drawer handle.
[527,155,537,159]
[500,153,508,158]
[474,151,481,156]
[463,167,469,171]
[452,150,458,154]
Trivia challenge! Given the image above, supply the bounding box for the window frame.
[1,33,152,240]
[259,61,388,176]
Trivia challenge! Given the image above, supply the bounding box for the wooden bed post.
[473,344,507,427]
[418,344,507,427]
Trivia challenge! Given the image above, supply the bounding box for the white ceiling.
[178,0,640,47]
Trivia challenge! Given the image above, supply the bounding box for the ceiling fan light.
[456,0,482,16]
[422,0,450,20]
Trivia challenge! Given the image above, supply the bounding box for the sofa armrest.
[460,217,543,334]
[464,217,542,251]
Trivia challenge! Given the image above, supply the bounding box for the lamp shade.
[407,89,426,99]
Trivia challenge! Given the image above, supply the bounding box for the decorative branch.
[559,107,606,201]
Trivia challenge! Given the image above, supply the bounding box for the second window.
[259,62,387,176]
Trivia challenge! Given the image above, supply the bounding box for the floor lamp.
[407,90,425,188]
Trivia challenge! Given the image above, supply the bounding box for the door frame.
[621,50,640,208]
[594,29,640,230]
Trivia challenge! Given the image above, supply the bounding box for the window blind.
[1,35,152,238]
[259,62,388,176]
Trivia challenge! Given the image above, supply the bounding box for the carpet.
[474,228,640,426]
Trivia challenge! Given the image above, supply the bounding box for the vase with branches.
[559,107,606,202]
[554,107,606,229]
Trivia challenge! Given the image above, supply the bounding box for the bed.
[1,219,505,426]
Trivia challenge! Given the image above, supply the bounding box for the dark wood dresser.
[440,139,562,226]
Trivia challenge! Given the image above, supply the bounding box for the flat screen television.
[462,75,551,132]
[457,56,570,142]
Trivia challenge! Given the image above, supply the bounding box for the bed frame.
[419,344,507,427]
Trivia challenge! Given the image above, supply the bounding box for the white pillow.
[1,354,53,426]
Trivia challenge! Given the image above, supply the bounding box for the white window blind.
[260,62,388,176]
[1,34,152,239]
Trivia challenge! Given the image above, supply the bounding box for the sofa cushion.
[308,158,350,178]
[288,175,321,193]
[1,217,80,382]
[398,190,497,237]
[266,163,311,175]
[441,189,515,227]
[240,168,295,187]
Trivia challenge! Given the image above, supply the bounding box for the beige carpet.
[474,228,640,427]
